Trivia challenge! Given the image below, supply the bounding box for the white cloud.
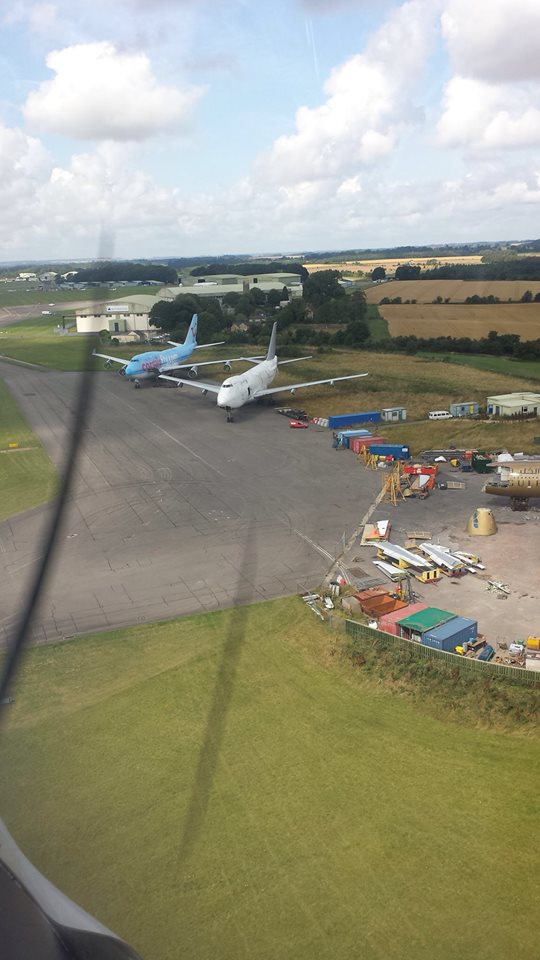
[442,0,540,83]
[23,42,205,141]
[437,76,540,150]
[257,0,435,186]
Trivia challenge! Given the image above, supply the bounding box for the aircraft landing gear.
[510,497,529,511]
[226,407,234,423]
[134,379,141,389]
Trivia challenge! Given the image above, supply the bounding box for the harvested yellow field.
[306,255,484,275]
[379,303,540,340]
[366,279,540,303]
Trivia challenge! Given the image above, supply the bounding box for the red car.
[289,419,309,429]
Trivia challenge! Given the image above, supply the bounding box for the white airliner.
[161,321,368,420]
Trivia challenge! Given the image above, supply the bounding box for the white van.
[428,410,453,420]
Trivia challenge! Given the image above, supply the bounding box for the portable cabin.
[396,607,456,642]
[449,402,479,418]
[421,616,477,652]
[381,406,407,422]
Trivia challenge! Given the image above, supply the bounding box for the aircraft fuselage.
[217,356,278,410]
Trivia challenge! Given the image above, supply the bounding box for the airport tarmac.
[0,363,382,645]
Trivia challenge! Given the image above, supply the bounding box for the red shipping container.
[378,602,428,636]
[351,435,385,453]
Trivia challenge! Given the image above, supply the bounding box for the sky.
[1,0,540,261]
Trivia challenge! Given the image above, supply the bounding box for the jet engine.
[223,362,232,372]
[188,365,198,379]
[119,366,127,376]
[104,359,112,369]
[290,388,296,395]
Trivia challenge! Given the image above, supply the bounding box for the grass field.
[1,596,538,960]
[419,353,540,381]
[0,379,57,518]
[372,303,540,341]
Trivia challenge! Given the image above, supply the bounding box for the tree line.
[365,330,540,360]
[190,261,308,281]
[70,261,177,284]
[148,269,370,348]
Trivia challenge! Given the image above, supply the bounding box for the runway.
[0,364,381,644]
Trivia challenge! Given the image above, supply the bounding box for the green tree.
[521,289,533,302]
[395,264,421,280]
[371,266,386,282]
[250,286,265,306]
[303,270,345,307]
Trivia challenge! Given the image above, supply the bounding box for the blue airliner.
[93,314,240,387]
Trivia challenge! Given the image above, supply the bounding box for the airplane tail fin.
[184,314,198,346]
[266,321,277,361]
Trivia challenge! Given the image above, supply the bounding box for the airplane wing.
[158,374,221,393]
[239,354,310,367]
[166,341,225,348]
[168,355,254,371]
[278,355,312,365]
[92,350,130,365]
[254,372,368,398]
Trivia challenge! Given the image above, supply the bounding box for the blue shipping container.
[422,616,478,652]
[369,443,410,460]
[337,429,372,448]
[328,411,381,429]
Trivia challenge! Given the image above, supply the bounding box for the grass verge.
[1,597,538,960]
[0,379,57,518]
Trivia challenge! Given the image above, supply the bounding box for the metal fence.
[344,619,539,687]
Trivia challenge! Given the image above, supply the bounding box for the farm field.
[305,256,485,275]
[365,279,540,304]
[1,597,538,960]
[374,303,540,341]
[0,378,57,518]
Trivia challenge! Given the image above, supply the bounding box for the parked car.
[289,419,309,429]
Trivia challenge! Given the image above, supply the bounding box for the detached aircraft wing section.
[254,372,368,397]
[158,374,221,392]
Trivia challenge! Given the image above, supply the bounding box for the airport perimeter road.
[0,365,381,644]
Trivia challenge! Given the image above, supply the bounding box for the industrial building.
[75,295,156,335]
[159,272,303,300]
[486,392,540,417]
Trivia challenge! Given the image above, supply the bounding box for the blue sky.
[1,0,540,260]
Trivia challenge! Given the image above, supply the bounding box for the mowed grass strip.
[1,597,537,960]
[0,378,57,517]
